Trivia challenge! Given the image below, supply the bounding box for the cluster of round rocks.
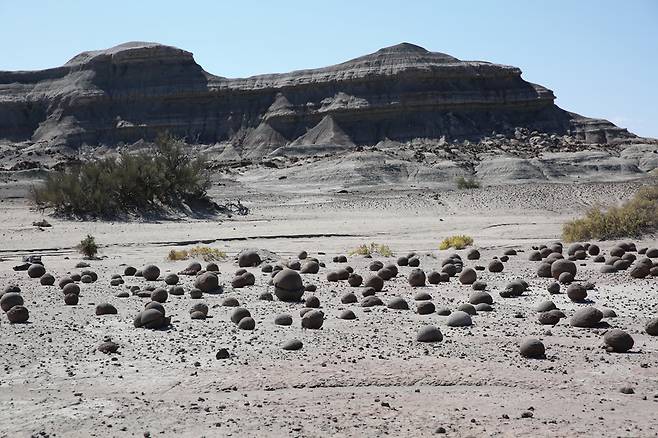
[0,285,29,323]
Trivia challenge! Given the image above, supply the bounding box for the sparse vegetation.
[167,246,227,262]
[562,182,658,242]
[76,234,99,258]
[349,243,394,257]
[32,219,51,228]
[439,235,474,250]
[30,134,211,217]
[455,176,480,189]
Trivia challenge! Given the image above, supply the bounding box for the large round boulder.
[446,311,472,327]
[195,272,220,293]
[416,325,443,342]
[603,329,634,353]
[273,269,304,302]
[570,307,603,328]
[551,259,576,280]
[238,250,261,267]
[142,265,160,281]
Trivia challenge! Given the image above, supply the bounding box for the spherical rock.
[414,291,432,301]
[238,250,261,267]
[145,301,166,315]
[645,317,658,336]
[190,310,206,320]
[142,265,160,281]
[437,307,451,316]
[338,309,357,320]
[0,292,23,312]
[570,307,603,328]
[222,297,240,307]
[274,313,293,326]
[488,260,504,273]
[301,309,324,329]
[7,305,29,323]
[190,303,209,316]
[377,268,395,281]
[364,275,384,292]
[206,262,219,272]
[189,288,203,299]
[457,303,477,315]
[519,338,545,358]
[536,262,553,278]
[408,256,420,267]
[27,263,46,278]
[195,272,220,293]
[551,259,576,280]
[397,256,409,266]
[646,248,658,258]
[124,266,137,276]
[474,303,493,312]
[300,261,319,274]
[387,297,409,310]
[369,260,384,271]
[446,311,472,327]
[601,308,617,318]
[441,263,457,277]
[169,285,185,296]
[282,339,303,351]
[237,317,256,330]
[348,273,363,287]
[588,244,600,256]
[603,329,634,353]
[150,288,168,303]
[416,301,435,315]
[535,300,557,312]
[230,307,251,324]
[231,271,255,288]
[547,282,560,294]
[613,259,630,271]
[537,310,562,325]
[341,292,358,304]
[273,269,304,302]
[469,291,493,305]
[408,269,426,287]
[427,271,441,284]
[305,296,320,308]
[566,283,587,302]
[64,293,79,305]
[62,282,80,296]
[610,246,625,257]
[466,249,480,260]
[95,303,118,315]
[458,268,477,285]
[140,308,169,329]
[416,325,443,342]
[630,263,650,279]
[361,287,376,297]
[361,296,384,307]
[528,251,542,261]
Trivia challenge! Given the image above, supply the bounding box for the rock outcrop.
[0,41,637,161]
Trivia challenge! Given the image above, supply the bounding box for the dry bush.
[439,235,474,250]
[76,234,99,258]
[349,243,394,257]
[562,182,658,242]
[167,246,227,262]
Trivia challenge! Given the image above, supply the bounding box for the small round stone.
[164,273,179,285]
[7,305,29,323]
[387,297,409,310]
[436,307,451,316]
[535,300,557,312]
[301,309,324,329]
[237,317,256,330]
[95,303,118,315]
[348,273,363,287]
[195,272,220,293]
[238,250,261,267]
[282,339,303,351]
[603,329,634,353]
[364,275,384,292]
[222,297,240,307]
[189,288,203,299]
[566,283,587,302]
[519,338,545,358]
[570,307,603,328]
[547,282,560,294]
[457,303,477,315]
[0,292,24,312]
[416,301,436,315]
[339,309,357,320]
[341,292,357,304]
[150,288,168,303]
[408,269,426,287]
[64,293,79,305]
[551,259,577,280]
[361,296,384,307]
[416,325,443,342]
[274,313,293,326]
[408,257,420,267]
[142,265,160,281]
[230,307,251,324]
[469,291,492,305]
[62,283,80,296]
[645,317,658,336]
[273,269,304,302]
[27,263,46,278]
[447,311,472,327]
[488,260,504,273]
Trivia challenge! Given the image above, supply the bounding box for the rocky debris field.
[1,231,658,437]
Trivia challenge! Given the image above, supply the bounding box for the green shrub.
[562,182,658,242]
[455,176,480,189]
[77,234,98,258]
[439,235,474,250]
[30,134,211,217]
[349,243,394,257]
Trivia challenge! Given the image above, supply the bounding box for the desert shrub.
[455,176,480,189]
[32,219,51,227]
[30,134,211,217]
[562,182,658,241]
[439,235,474,250]
[167,246,227,262]
[77,234,99,258]
[349,243,394,257]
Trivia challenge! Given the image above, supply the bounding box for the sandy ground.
[1,180,657,437]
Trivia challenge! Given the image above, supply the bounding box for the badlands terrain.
[0,41,657,437]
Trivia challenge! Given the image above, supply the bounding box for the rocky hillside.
[0,41,655,184]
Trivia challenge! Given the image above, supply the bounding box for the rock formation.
[0,41,637,159]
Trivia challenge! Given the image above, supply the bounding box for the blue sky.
[1,0,656,137]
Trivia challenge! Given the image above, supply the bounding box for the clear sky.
[1,0,656,137]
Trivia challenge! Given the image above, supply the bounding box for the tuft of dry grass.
[167,246,227,262]
[349,243,394,257]
[439,235,474,250]
[562,182,658,242]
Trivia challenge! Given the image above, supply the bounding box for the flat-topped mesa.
[0,41,633,154]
